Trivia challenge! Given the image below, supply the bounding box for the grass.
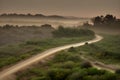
[0,35,94,69]
[78,34,120,64]
[16,46,120,80]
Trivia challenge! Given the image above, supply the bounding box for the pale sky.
[0,0,120,18]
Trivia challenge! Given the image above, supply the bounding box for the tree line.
[92,14,120,27]
[52,26,95,37]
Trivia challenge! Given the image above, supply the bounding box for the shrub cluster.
[52,26,95,37]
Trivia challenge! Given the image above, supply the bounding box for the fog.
[0,17,90,28]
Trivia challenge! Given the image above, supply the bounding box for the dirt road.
[0,35,103,80]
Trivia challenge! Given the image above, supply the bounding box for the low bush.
[52,26,95,38]
[81,61,92,68]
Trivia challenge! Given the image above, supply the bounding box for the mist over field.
[0,0,120,80]
[0,17,90,28]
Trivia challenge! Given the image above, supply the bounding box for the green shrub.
[52,61,75,69]
[81,61,92,68]
[53,52,81,62]
[66,69,88,80]
[87,68,106,75]
[68,47,76,52]
[52,26,95,38]
[100,72,116,80]
[47,68,71,80]
[31,76,50,80]
[115,69,120,74]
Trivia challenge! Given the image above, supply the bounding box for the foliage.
[68,47,76,52]
[17,44,120,80]
[115,69,120,74]
[81,61,92,68]
[79,35,120,63]
[47,68,71,80]
[92,14,120,27]
[52,26,95,37]
[0,34,94,68]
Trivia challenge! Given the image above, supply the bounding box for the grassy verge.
[78,34,120,64]
[16,46,120,80]
[0,35,94,69]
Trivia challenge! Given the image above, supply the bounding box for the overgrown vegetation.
[52,26,95,37]
[0,26,95,69]
[78,34,120,64]
[17,47,120,80]
[0,24,54,46]
[16,34,120,80]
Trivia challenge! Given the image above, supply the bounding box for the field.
[15,34,120,80]
[16,43,120,80]
[0,25,54,46]
[1,25,120,80]
[78,34,120,65]
[0,26,95,69]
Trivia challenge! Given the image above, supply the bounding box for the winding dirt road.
[0,35,108,80]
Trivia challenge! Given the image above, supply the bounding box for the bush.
[81,61,92,68]
[52,61,75,69]
[66,69,88,80]
[87,68,105,75]
[52,26,95,38]
[68,47,76,52]
[115,69,120,74]
[100,72,116,80]
[31,76,50,80]
[66,71,83,80]
[53,52,81,62]
[47,68,71,80]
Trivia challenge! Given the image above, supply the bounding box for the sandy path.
[0,35,103,80]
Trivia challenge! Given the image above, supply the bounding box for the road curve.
[0,35,103,80]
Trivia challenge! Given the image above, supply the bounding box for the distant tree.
[18,14,25,16]
[3,24,13,29]
[92,14,119,27]
[52,26,95,37]
[1,13,8,16]
[27,13,32,16]
[41,24,54,29]
[104,14,116,24]
[83,21,92,27]
[92,16,103,26]
[35,14,45,17]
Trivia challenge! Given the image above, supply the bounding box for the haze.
[0,0,120,18]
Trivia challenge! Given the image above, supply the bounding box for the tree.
[104,14,116,24]
[92,16,103,26]
[92,14,118,26]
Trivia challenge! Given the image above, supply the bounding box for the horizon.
[0,13,120,19]
[0,0,120,18]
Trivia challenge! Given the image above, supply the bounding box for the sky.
[0,0,120,18]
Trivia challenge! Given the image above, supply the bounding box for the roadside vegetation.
[1,14,120,80]
[0,25,95,69]
[16,46,120,80]
[78,34,120,64]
